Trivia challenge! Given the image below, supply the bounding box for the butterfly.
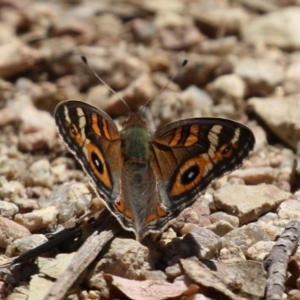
[54,100,255,240]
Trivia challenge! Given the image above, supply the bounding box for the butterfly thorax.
[121,113,150,165]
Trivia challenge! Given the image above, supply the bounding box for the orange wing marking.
[169,127,182,147]
[83,142,112,189]
[146,204,168,223]
[115,199,134,220]
[184,125,199,146]
[91,113,112,139]
[102,118,111,139]
[91,113,101,136]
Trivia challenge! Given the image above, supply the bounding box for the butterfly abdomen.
[120,116,161,238]
[121,160,158,239]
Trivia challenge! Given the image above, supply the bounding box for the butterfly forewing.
[152,118,255,218]
[54,100,122,201]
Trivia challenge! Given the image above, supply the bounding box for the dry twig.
[44,212,120,300]
[0,209,121,300]
[263,220,300,300]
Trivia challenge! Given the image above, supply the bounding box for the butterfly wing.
[151,118,255,223]
[54,100,122,206]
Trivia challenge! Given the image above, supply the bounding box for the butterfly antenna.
[81,56,130,112]
[140,59,188,113]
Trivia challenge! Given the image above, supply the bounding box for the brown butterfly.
[54,98,255,240]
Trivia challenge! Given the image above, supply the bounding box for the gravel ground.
[1,1,300,299]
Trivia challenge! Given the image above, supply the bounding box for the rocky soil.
[1,0,300,299]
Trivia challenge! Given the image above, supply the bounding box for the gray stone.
[219,240,246,263]
[278,199,300,222]
[242,7,300,50]
[209,211,239,228]
[0,200,18,218]
[248,96,300,150]
[206,220,236,237]
[0,216,30,248]
[228,167,276,185]
[14,206,58,232]
[213,183,292,224]
[165,263,183,280]
[0,177,26,200]
[87,237,159,298]
[234,57,284,94]
[223,223,268,253]
[40,182,92,223]
[182,226,222,259]
[23,159,54,188]
[246,241,275,262]
[209,74,246,109]
[6,234,47,256]
[182,85,213,115]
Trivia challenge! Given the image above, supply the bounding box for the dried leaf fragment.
[104,274,199,300]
